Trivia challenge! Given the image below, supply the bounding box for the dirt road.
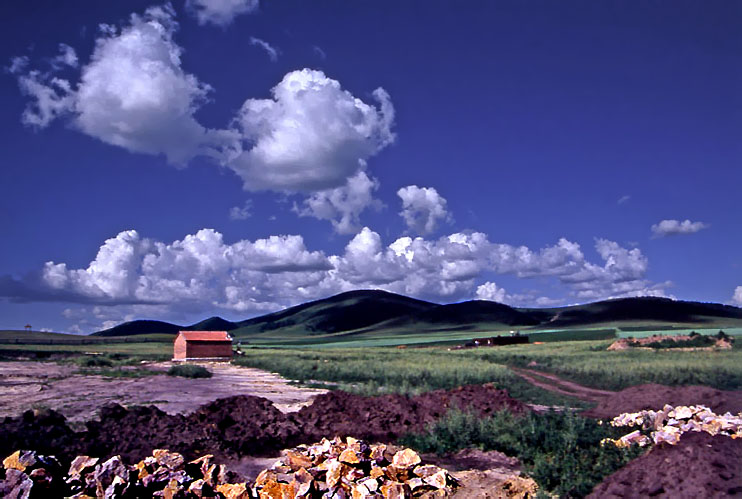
[0,361,326,423]
[510,367,615,403]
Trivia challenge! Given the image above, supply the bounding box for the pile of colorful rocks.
[603,404,742,448]
[0,438,459,498]
[254,436,458,498]
[0,448,244,498]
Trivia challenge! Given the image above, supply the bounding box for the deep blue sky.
[1,0,740,333]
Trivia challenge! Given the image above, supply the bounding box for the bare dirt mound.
[588,432,742,498]
[297,384,529,444]
[0,385,529,471]
[582,384,742,419]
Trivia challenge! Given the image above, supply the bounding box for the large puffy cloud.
[11,5,230,164]
[296,170,382,234]
[186,0,259,27]
[12,13,394,231]
[732,286,742,307]
[75,5,226,164]
[16,227,667,329]
[397,185,452,235]
[227,69,395,192]
[651,219,709,238]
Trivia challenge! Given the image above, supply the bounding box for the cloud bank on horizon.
[3,0,739,333]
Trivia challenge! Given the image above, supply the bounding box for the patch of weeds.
[167,364,212,379]
[399,409,643,498]
[74,356,114,368]
[77,368,160,378]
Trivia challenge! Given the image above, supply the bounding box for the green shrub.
[642,335,715,349]
[399,409,643,498]
[75,356,113,367]
[167,364,212,378]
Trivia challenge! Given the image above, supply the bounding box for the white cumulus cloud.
[227,69,395,192]
[296,170,382,234]
[397,185,452,235]
[475,281,507,302]
[22,226,668,324]
[186,0,259,26]
[11,5,232,164]
[732,286,742,306]
[651,219,709,238]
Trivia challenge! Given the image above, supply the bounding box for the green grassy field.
[235,339,742,397]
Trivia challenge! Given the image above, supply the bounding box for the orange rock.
[413,465,441,478]
[217,482,251,499]
[339,448,361,465]
[3,450,37,471]
[284,450,313,471]
[259,480,295,499]
[392,449,421,469]
[423,470,447,489]
[326,460,347,488]
[380,481,410,499]
[370,466,385,479]
[255,469,278,487]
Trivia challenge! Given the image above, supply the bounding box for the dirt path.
[0,361,326,423]
[510,367,615,403]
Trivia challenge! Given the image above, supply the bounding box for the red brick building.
[173,331,233,361]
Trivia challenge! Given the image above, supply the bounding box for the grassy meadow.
[235,338,742,398]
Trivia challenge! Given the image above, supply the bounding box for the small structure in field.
[24,324,31,332]
[173,331,233,362]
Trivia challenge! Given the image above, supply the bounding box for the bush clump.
[167,364,212,378]
[399,409,643,498]
[74,356,114,367]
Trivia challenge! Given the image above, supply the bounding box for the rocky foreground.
[0,438,539,498]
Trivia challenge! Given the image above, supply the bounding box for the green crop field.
[235,338,742,402]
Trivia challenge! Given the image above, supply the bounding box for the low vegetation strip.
[234,348,585,408]
[461,340,742,391]
[399,409,643,497]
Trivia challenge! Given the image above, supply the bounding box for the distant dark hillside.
[538,297,742,327]
[186,316,239,332]
[92,320,182,337]
[388,300,542,328]
[235,289,436,335]
[92,316,238,337]
[92,290,742,339]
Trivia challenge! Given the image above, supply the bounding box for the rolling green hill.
[82,291,742,346]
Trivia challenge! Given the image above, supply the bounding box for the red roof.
[177,331,232,342]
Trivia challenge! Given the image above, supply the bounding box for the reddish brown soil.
[589,432,742,498]
[582,383,742,419]
[0,384,529,471]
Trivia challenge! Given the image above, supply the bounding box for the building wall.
[173,335,188,360]
[185,341,233,359]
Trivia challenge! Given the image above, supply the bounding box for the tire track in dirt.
[510,367,615,403]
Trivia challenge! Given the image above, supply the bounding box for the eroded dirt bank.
[0,384,528,469]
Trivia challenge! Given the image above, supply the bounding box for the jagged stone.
[2,451,37,472]
[69,456,99,479]
[217,482,251,498]
[153,449,185,470]
[392,449,421,469]
[0,468,33,499]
